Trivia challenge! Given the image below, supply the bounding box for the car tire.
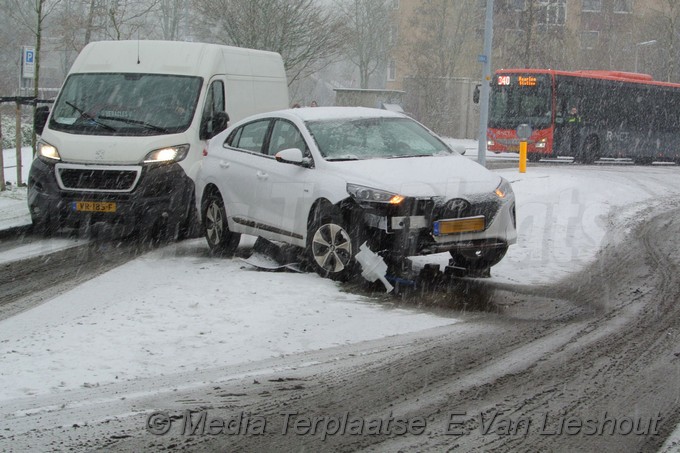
[449,245,508,277]
[306,209,358,281]
[203,192,240,256]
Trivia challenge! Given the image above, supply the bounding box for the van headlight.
[37,141,60,162]
[347,183,405,204]
[494,178,513,199]
[143,144,190,164]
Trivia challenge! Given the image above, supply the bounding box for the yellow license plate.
[73,201,117,213]
[434,216,485,235]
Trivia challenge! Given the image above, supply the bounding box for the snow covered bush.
[1,114,33,150]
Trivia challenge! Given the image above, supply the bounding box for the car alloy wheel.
[311,222,353,273]
[203,192,240,256]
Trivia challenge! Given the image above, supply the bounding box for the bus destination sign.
[496,75,538,86]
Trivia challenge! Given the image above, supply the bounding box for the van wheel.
[203,193,240,256]
[306,210,358,281]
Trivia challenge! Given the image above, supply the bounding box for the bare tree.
[338,0,392,89]
[2,0,62,98]
[159,0,187,40]
[643,0,680,82]
[1,0,62,156]
[192,0,347,85]
[105,0,160,40]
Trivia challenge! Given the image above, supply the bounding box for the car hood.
[325,155,502,198]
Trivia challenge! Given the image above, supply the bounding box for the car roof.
[250,106,407,123]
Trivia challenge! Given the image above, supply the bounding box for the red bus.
[485,69,680,164]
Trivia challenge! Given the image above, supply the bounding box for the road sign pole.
[476,0,494,168]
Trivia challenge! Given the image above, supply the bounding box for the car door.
[212,118,273,230]
[253,119,313,244]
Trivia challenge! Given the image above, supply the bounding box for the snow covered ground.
[2,144,680,451]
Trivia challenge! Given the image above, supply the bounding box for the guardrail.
[0,97,54,191]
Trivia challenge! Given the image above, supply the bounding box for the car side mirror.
[275,148,306,165]
[35,106,50,135]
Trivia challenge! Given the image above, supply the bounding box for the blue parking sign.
[22,46,35,78]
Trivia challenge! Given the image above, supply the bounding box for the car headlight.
[494,177,513,199]
[347,183,405,204]
[143,144,190,164]
[37,141,60,162]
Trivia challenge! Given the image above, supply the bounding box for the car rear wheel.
[306,210,358,281]
[203,192,240,256]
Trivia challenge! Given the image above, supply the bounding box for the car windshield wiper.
[98,115,170,133]
[65,101,117,132]
[326,156,361,161]
[388,154,432,159]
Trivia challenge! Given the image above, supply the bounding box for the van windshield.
[49,73,202,136]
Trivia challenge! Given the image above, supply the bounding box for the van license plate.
[73,201,117,213]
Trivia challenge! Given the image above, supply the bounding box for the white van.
[29,40,289,238]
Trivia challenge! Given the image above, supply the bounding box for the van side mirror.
[35,106,50,135]
[473,84,481,104]
[200,111,230,140]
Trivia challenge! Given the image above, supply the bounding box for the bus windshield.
[489,73,552,130]
[49,73,202,136]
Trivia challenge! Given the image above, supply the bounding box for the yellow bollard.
[519,140,527,173]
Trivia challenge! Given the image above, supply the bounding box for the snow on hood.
[324,154,501,198]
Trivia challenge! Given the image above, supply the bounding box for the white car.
[195,107,517,280]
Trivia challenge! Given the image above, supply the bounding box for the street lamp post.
[635,40,657,73]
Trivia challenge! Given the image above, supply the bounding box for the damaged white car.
[195,107,517,280]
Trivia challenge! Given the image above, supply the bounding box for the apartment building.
[386,0,673,91]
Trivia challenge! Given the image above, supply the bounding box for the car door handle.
[219,160,230,169]
[256,171,268,180]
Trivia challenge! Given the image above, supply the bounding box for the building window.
[580,31,599,49]
[390,0,399,10]
[613,0,632,13]
[387,59,396,82]
[388,24,398,46]
[539,0,566,26]
[582,0,601,12]
[512,0,525,10]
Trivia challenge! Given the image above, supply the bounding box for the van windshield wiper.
[65,101,117,131]
[98,115,169,133]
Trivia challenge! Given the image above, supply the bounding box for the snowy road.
[1,165,680,452]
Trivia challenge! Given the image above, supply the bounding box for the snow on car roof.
[283,106,406,122]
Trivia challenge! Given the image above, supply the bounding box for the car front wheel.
[203,192,240,256]
[306,211,358,281]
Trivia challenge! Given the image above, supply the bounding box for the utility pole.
[477,0,494,167]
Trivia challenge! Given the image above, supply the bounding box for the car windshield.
[49,73,202,136]
[305,117,454,161]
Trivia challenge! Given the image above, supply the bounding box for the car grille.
[56,165,141,192]
[434,197,501,227]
